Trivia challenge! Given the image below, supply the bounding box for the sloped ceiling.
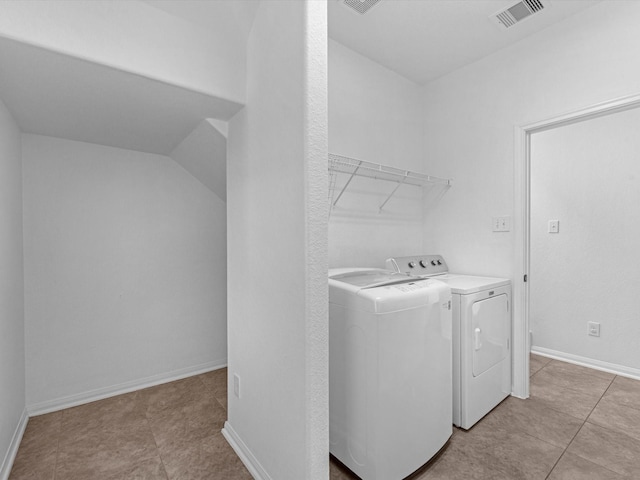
[0,37,242,155]
[170,119,227,202]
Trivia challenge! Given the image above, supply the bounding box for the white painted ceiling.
[0,37,241,155]
[329,0,600,84]
[141,0,260,46]
[0,0,602,156]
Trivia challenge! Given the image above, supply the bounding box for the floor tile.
[529,372,603,420]
[159,432,252,480]
[480,395,583,448]
[60,391,146,438]
[8,447,57,480]
[13,357,637,480]
[449,417,564,479]
[530,353,552,377]
[411,438,514,480]
[148,396,227,451]
[567,421,640,476]
[601,375,640,411]
[140,376,212,418]
[104,455,169,480]
[547,360,615,381]
[8,412,62,480]
[198,368,227,392]
[198,369,228,411]
[56,416,159,479]
[548,452,625,479]
[533,362,613,398]
[587,395,640,442]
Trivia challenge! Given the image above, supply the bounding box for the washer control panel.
[386,254,449,277]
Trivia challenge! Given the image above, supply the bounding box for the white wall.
[421,0,640,277]
[0,99,25,476]
[0,0,246,104]
[420,1,640,375]
[530,107,640,370]
[328,39,425,268]
[22,134,227,410]
[226,1,328,479]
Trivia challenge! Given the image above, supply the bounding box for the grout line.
[544,373,617,479]
[544,450,567,480]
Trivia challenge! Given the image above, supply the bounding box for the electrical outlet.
[233,374,241,398]
[588,321,600,337]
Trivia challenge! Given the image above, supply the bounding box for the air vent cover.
[492,0,546,28]
[343,0,382,15]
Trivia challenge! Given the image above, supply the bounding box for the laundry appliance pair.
[328,255,511,480]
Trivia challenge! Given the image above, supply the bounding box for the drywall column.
[0,99,25,477]
[225,1,328,479]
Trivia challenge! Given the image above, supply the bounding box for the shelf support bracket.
[332,160,362,207]
[378,172,408,213]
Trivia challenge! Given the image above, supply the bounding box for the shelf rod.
[332,160,362,207]
[378,171,408,213]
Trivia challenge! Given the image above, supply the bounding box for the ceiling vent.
[342,0,383,15]
[492,0,546,28]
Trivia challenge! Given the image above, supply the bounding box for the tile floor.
[10,355,640,479]
[9,369,251,480]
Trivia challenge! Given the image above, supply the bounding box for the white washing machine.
[329,268,452,480]
[386,255,511,430]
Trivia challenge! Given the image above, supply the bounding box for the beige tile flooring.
[9,369,251,480]
[10,355,640,479]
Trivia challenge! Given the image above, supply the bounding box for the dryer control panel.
[386,255,449,277]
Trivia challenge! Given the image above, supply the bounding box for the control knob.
[419,260,428,268]
[408,261,416,268]
[431,260,437,266]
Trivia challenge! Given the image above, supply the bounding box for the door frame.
[512,92,640,398]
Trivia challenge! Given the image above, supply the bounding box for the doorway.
[514,93,640,398]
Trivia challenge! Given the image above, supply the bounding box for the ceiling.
[0,37,242,155]
[141,0,260,45]
[329,0,600,84]
[145,0,602,86]
[0,0,602,156]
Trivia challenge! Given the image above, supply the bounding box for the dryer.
[386,255,511,430]
[329,268,452,480]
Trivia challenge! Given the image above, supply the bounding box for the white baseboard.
[27,359,227,416]
[532,346,640,380]
[222,421,271,480]
[0,408,28,480]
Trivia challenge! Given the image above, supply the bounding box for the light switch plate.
[492,216,511,232]
[548,220,559,233]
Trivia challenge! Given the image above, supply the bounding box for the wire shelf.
[329,154,451,187]
[328,153,452,213]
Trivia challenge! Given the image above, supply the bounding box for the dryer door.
[471,294,509,377]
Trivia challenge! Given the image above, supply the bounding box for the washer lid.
[329,268,451,313]
[329,269,414,288]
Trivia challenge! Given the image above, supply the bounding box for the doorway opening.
[514,93,640,398]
